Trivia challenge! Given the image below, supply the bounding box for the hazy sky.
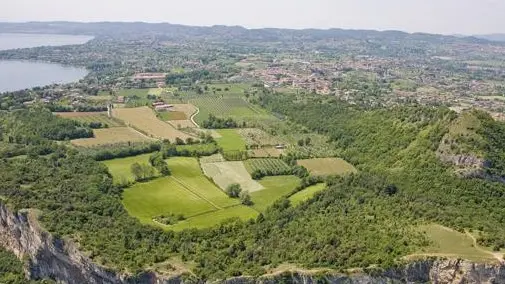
[2,0,504,35]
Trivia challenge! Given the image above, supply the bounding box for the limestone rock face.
[1,202,505,284]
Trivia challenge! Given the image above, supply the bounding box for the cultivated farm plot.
[244,158,291,174]
[56,112,124,127]
[297,158,357,176]
[289,183,326,206]
[201,161,264,193]
[249,147,284,158]
[190,97,272,125]
[71,127,150,147]
[170,205,258,231]
[113,106,196,142]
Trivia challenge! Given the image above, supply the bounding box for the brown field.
[164,111,187,120]
[171,104,197,117]
[297,158,357,176]
[55,112,108,118]
[167,120,198,129]
[71,127,150,147]
[249,147,284,158]
[112,106,196,142]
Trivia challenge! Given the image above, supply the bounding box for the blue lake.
[0,33,92,93]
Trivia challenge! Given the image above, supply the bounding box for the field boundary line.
[170,176,223,210]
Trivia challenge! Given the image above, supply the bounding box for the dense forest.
[2,96,505,280]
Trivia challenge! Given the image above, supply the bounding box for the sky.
[1,0,504,35]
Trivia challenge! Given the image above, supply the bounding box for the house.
[152,102,166,107]
[116,96,125,103]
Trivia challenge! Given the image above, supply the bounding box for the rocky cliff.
[1,202,505,284]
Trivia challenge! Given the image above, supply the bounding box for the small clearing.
[289,183,326,206]
[297,158,357,176]
[216,129,247,152]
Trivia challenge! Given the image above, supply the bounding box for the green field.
[412,224,498,262]
[102,154,153,183]
[289,183,326,206]
[245,158,291,174]
[251,176,300,212]
[122,177,216,225]
[166,157,238,208]
[170,205,258,231]
[216,129,247,152]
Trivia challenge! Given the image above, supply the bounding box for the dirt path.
[465,231,504,263]
[190,106,200,128]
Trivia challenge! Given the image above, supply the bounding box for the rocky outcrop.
[2,202,505,283]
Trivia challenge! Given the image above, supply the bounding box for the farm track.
[190,106,200,128]
[465,230,504,263]
[170,176,223,210]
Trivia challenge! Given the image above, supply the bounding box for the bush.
[226,183,242,198]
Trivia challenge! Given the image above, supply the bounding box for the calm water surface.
[0,33,93,92]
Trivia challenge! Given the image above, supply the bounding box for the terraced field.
[71,127,150,147]
[297,158,357,176]
[113,106,196,141]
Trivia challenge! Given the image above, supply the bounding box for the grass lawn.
[289,183,326,206]
[103,154,153,183]
[297,158,357,176]
[251,176,300,212]
[216,129,247,152]
[166,157,239,208]
[122,177,216,225]
[413,224,497,262]
[170,205,258,231]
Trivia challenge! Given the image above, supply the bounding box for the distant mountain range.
[473,34,505,42]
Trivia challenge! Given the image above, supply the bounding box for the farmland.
[106,155,255,230]
[215,129,247,152]
[201,160,264,193]
[297,158,357,176]
[251,176,301,212]
[190,97,272,124]
[237,128,283,147]
[249,147,283,158]
[244,158,291,175]
[112,106,196,141]
[56,112,124,127]
[71,127,150,147]
[289,183,327,206]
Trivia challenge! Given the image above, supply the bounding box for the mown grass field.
[113,107,195,141]
[297,158,357,176]
[216,129,247,152]
[201,161,264,193]
[71,127,150,147]
[123,177,216,226]
[412,224,497,262]
[170,205,258,231]
[251,176,300,212]
[166,157,238,208]
[289,183,326,206]
[244,158,291,174]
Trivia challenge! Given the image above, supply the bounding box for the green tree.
[226,183,242,198]
[239,190,253,206]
